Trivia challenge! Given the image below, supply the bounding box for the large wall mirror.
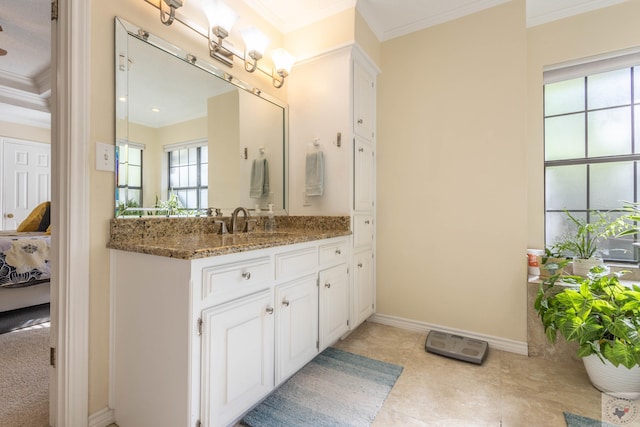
[114,17,288,217]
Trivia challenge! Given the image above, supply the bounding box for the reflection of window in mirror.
[116,142,144,210]
[166,142,208,209]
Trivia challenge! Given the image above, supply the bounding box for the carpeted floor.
[0,324,49,427]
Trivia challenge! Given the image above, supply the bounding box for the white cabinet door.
[200,290,275,427]
[354,249,374,327]
[353,214,374,250]
[275,275,319,384]
[319,264,349,351]
[353,136,374,212]
[354,62,375,141]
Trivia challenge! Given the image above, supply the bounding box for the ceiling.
[0,0,630,130]
[0,0,50,129]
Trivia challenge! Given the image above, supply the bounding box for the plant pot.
[538,257,566,278]
[583,354,640,399]
[572,257,604,277]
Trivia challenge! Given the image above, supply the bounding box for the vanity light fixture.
[240,26,269,73]
[271,48,295,88]
[145,0,295,88]
[201,0,238,67]
[160,0,183,26]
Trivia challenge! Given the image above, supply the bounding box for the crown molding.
[527,0,628,27]
[359,0,510,42]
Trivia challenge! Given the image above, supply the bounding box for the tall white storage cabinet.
[288,45,378,331]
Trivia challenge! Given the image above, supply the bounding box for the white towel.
[305,151,324,196]
[250,157,269,198]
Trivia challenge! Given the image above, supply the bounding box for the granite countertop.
[107,216,352,260]
[107,229,351,260]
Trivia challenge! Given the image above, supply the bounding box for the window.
[544,53,640,263]
[116,142,144,213]
[166,143,208,210]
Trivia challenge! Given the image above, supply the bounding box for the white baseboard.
[89,407,115,427]
[368,313,528,356]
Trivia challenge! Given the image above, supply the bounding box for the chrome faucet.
[230,207,249,233]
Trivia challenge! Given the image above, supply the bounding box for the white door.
[2,138,51,230]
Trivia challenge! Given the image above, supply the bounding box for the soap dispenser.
[265,204,276,232]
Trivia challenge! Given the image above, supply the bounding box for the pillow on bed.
[17,201,51,232]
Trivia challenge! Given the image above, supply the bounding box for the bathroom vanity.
[109,217,351,427]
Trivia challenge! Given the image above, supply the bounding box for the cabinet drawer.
[319,240,348,267]
[275,247,317,280]
[201,256,272,305]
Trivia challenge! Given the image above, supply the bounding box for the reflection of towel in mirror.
[250,157,270,198]
[305,151,324,196]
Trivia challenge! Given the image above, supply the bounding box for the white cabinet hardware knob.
[282,299,290,307]
[266,307,274,314]
[335,249,341,255]
[358,263,363,268]
[364,220,370,224]
[357,118,363,124]
[324,282,331,288]
[242,271,251,280]
[358,148,364,152]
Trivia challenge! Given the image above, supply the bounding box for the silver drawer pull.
[358,118,363,124]
[266,307,274,315]
[364,220,370,224]
[282,299,290,307]
[325,282,331,288]
[335,249,341,255]
[358,263,363,268]
[358,147,364,152]
[242,271,251,280]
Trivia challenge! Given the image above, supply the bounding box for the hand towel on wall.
[305,150,324,196]
[250,157,270,198]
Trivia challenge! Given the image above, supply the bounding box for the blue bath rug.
[242,347,404,427]
[564,412,619,427]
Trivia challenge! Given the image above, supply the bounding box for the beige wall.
[0,121,50,143]
[285,8,356,60]
[355,9,381,68]
[377,0,529,341]
[377,0,640,343]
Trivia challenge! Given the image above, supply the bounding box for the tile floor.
[331,321,604,426]
[114,321,603,427]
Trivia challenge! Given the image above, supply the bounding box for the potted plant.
[549,210,626,277]
[538,247,568,279]
[535,267,640,398]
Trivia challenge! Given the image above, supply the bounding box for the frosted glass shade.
[272,48,295,76]
[201,0,238,34]
[241,26,270,57]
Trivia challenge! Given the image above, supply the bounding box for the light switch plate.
[96,142,115,172]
